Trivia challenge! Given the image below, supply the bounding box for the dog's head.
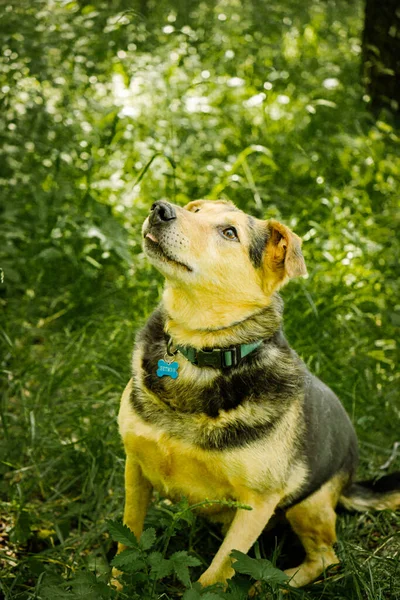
[142,199,306,301]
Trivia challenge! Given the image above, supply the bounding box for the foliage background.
[0,0,399,598]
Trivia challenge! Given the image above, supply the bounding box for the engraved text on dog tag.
[156,359,179,379]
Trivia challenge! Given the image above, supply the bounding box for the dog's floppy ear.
[264,219,307,279]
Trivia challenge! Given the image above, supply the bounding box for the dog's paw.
[110,567,123,591]
[248,579,287,598]
[283,550,340,588]
[248,580,261,597]
[198,564,234,589]
[248,580,277,598]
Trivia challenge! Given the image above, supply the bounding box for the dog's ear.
[264,219,307,280]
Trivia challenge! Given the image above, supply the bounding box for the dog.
[113,199,400,590]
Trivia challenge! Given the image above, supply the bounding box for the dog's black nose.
[149,201,176,225]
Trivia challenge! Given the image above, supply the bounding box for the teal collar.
[167,338,263,369]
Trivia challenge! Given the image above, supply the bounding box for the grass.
[1,0,399,598]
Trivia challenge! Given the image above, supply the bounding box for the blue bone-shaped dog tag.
[157,359,179,379]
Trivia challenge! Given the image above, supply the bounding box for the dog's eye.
[221,227,239,241]
[194,208,200,213]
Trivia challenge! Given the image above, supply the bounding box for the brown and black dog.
[113,199,399,590]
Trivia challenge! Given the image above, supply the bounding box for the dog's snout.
[149,201,176,225]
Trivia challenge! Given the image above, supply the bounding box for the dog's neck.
[163,283,283,349]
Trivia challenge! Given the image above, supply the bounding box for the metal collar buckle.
[195,347,240,368]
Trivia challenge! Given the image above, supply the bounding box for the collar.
[167,337,263,369]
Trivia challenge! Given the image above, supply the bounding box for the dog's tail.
[339,472,400,512]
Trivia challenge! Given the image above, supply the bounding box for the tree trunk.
[362,0,400,115]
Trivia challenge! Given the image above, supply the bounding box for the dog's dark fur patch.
[248,216,270,268]
[292,375,359,506]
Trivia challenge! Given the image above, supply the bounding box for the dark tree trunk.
[362,0,400,115]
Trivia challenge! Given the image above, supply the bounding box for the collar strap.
[173,339,263,369]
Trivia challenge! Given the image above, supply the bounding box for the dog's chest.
[119,378,308,510]
[123,423,238,508]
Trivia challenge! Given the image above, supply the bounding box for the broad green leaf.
[147,551,163,567]
[182,589,202,600]
[106,521,139,547]
[174,566,192,589]
[231,551,288,585]
[39,586,73,600]
[111,548,144,571]
[140,527,157,551]
[171,551,202,568]
[170,551,201,587]
[148,552,173,580]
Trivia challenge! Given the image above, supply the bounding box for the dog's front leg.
[198,493,281,589]
[111,455,153,588]
[120,454,153,549]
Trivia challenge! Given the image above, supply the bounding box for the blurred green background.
[1,1,399,598]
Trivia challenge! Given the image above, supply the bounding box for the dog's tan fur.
[112,200,399,592]
[162,200,305,347]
